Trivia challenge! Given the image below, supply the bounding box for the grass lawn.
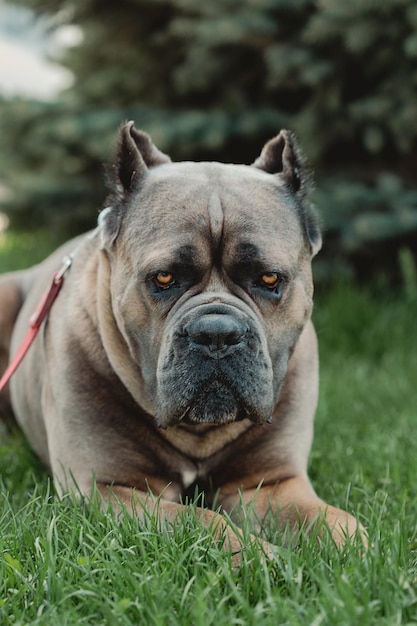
[1,232,417,625]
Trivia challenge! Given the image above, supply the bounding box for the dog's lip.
[171,405,246,427]
[157,393,268,429]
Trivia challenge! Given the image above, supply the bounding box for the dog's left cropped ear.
[253,130,322,256]
[252,130,307,195]
[102,122,171,247]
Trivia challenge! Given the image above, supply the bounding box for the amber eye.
[256,272,286,299]
[154,271,176,290]
[260,273,281,290]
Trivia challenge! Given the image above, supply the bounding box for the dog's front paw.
[322,505,368,549]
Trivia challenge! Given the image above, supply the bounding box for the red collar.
[0,255,72,393]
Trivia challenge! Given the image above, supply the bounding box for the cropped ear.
[304,209,322,258]
[253,130,322,257]
[115,121,171,194]
[102,122,171,247]
[253,130,310,194]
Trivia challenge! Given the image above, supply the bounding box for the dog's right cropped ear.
[115,121,171,194]
[253,131,322,257]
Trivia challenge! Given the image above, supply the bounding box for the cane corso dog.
[0,122,365,562]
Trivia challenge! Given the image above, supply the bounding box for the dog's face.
[101,124,321,428]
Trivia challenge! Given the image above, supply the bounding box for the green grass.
[0,230,66,273]
[1,232,417,625]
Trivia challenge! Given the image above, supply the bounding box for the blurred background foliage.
[1,0,417,282]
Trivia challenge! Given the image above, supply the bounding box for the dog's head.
[101,122,321,428]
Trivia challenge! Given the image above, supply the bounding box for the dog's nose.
[187,314,246,356]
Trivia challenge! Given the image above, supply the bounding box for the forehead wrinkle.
[207,191,224,248]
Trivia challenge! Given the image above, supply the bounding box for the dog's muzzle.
[155,301,276,429]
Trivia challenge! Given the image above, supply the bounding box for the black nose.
[187,314,246,356]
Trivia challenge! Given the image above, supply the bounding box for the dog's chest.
[175,465,217,506]
[155,422,255,504]
[181,467,198,489]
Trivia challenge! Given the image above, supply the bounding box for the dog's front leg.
[95,483,274,568]
[220,476,367,548]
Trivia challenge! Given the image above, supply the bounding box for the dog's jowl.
[0,122,366,563]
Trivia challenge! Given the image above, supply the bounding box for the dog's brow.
[174,245,198,266]
[141,244,199,275]
[235,242,261,264]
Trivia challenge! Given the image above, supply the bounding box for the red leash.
[0,256,72,393]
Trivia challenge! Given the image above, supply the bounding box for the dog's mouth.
[180,380,243,426]
[157,375,269,428]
